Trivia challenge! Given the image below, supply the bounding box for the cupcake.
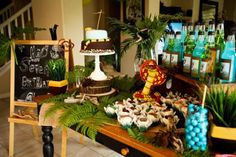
[104,105,117,117]
[117,115,133,129]
[135,116,152,132]
[147,111,160,123]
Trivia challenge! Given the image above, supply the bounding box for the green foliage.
[40,93,71,105]
[0,26,46,65]
[206,85,236,127]
[107,14,182,59]
[112,75,136,92]
[0,34,12,65]
[45,98,115,141]
[182,149,211,157]
[66,65,93,86]
[48,58,66,81]
[11,26,46,39]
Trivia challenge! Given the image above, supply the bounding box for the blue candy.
[197,141,202,146]
[188,104,195,109]
[201,128,208,134]
[186,135,192,141]
[188,125,194,131]
[194,127,201,133]
[197,133,205,138]
[194,112,200,117]
[200,145,207,151]
[192,120,198,126]
[189,140,195,146]
[200,108,208,114]
[188,108,195,113]
[194,137,200,142]
[190,131,196,137]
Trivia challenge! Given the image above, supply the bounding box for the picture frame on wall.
[123,0,145,25]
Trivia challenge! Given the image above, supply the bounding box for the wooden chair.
[8,39,72,157]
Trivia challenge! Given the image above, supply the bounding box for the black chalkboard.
[13,40,65,101]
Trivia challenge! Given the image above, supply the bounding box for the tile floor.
[0,98,124,157]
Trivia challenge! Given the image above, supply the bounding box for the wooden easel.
[8,40,70,157]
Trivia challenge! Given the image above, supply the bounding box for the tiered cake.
[79,28,115,95]
[80,29,114,53]
[79,77,113,94]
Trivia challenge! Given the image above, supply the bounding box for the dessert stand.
[79,51,116,96]
[80,51,115,81]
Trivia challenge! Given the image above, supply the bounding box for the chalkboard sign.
[11,40,69,101]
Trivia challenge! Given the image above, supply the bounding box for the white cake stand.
[80,51,115,81]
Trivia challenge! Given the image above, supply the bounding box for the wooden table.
[95,125,178,157]
[34,94,179,157]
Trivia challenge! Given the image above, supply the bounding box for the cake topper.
[93,9,104,29]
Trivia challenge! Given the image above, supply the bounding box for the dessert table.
[34,94,179,157]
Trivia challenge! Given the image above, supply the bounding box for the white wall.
[61,0,84,66]
[32,0,64,40]
[32,0,85,66]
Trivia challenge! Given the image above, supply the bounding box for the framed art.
[123,0,145,24]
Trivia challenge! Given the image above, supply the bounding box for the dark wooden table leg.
[42,126,54,157]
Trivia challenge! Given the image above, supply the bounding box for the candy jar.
[185,104,209,151]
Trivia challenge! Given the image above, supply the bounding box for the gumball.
[200,108,208,114]
[201,138,207,144]
[188,125,194,131]
[193,127,201,133]
[186,135,192,141]
[202,121,209,127]
[188,104,195,109]
[198,116,208,122]
[192,120,198,126]
[200,145,207,151]
[201,128,208,134]
[189,140,195,147]
[197,133,205,139]
[197,141,202,146]
[194,137,200,142]
[188,107,195,113]
[194,112,200,117]
[190,131,196,137]
[186,118,192,125]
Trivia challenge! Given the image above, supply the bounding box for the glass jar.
[185,104,209,151]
